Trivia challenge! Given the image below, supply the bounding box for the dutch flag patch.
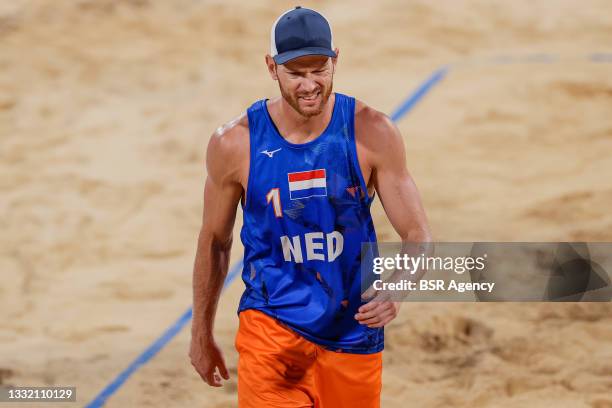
[287,169,327,200]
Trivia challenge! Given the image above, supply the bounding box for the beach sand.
[1,1,611,407]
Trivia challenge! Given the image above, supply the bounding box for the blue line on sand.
[590,52,612,63]
[84,67,447,408]
[85,260,243,408]
[390,67,448,122]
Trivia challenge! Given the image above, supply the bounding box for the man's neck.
[269,93,335,144]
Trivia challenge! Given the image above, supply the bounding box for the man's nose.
[299,75,318,93]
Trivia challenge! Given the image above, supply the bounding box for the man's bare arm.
[368,111,430,242]
[354,105,431,327]
[190,116,248,387]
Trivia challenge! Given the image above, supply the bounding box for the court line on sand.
[85,261,244,408]
[84,67,447,408]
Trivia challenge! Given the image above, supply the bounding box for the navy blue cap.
[270,6,337,65]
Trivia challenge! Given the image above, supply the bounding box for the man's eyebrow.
[285,65,327,74]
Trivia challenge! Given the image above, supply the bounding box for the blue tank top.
[238,93,383,354]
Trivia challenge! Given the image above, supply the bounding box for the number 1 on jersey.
[266,188,283,218]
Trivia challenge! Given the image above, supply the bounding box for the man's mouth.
[299,92,320,102]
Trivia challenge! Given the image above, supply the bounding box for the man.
[190,6,430,408]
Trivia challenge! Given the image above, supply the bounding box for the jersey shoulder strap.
[246,99,268,149]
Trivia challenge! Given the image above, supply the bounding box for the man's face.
[274,55,335,118]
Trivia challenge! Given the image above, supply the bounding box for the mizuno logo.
[261,148,282,158]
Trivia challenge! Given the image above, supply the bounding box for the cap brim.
[273,47,337,65]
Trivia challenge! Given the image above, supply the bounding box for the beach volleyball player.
[190,6,430,407]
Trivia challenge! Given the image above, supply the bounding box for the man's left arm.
[354,109,431,328]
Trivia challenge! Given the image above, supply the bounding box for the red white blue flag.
[287,169,327,199]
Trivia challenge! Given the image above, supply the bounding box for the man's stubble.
[277,75,334,119]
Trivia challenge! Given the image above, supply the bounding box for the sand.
[1,0,611,407]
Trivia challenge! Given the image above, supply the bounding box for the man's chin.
[297,98,325,117]
[298,106,323,117]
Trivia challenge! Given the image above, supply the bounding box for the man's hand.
[354,300,401,328]
[189,334,230,387]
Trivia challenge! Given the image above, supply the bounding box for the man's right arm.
[190,115,248,387]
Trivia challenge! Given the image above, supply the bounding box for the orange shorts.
[235,309,382,408]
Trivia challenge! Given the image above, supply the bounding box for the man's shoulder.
[206,113,249,181]
[213,112,249,142]
[354,99,398,148]
[208,113,249,156]
[354,99,386,123]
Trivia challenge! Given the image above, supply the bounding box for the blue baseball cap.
[270,6,337,65]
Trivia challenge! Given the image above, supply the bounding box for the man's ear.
[265,55,278,80]
[331,48,340,73]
